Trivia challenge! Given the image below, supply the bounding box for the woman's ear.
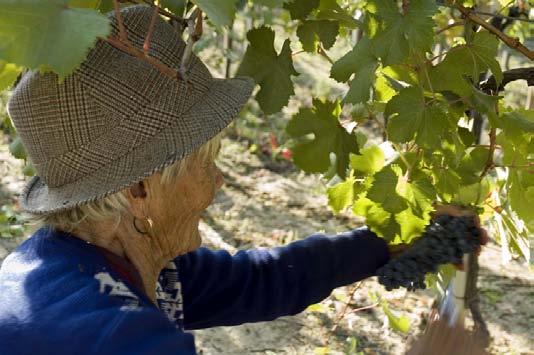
[130,181,147,198]
[127,181,147,218]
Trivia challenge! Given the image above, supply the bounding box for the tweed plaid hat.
[7,5,254,214]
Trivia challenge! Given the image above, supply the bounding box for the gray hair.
[26,133,222,234]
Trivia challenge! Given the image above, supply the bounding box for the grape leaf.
[509,170,534,226]
[498,110,534,140]
[429,31,502,97]
[397,171,436,218]
[353,197,398,240]
[192,0,238,27]
[8,137,27,160]
[331,37,378,104]
[433,168,461,201]
[395,208,426,243]
[366,165,407,213]
[385,87,450,147]
[350,145,385,175]
[237,27,298,114]
[286,99,359,178]
[0,61,21,91]
[380,300,411,333]
[161,0,186,15]
[327,174,355,213]
[284,0,320,20]
[316,0,361,28]
[0,0,110,78]
[297,20,339,52]
[366,0,437,65]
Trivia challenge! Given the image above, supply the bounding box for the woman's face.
[148,150,224,255]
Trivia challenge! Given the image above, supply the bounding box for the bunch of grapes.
[377,215,483,291]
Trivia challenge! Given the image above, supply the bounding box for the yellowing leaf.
[307,303,328,313]
[350,145,385,174]
[327,175,355,213]
[381,301,411,333]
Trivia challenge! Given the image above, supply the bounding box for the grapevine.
[377,214,483,291]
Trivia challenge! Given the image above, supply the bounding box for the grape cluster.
[377,215,482,292]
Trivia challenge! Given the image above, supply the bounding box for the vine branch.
[143,1,160,54]
[455,4,534,61]
[179,7,203,81]
[479,128,496,179]
[102,37,180,79]
[113,0,128,43]
[480,67,534,93]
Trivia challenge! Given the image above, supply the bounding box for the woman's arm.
[177,227,390,330]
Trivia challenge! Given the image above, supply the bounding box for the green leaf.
[316,0,361,28]
[297,20,339,52]
[367,165,407,213]
[453,179,491,205]
[509,170,534,226]
[331,37,378,104]
[327,174,355,213]
[192,0,238,27]
[0,61,21,91]
[433,168,462,201]
[350,145,385,174]
[380,300,411,333]
[254,0,285,7]
[237,27,298,114]
[397,170,436,218]
[353,196,398,240]
[0,0,111,78]
[385,87,450,147]
[67,0,99,8]
[8,137,26,160]
[284,0,320,20]
[395,208,426,243]
[366,0,437,65]
[374,73,397,102]
[161,0,186,15]
[286,99,359,178]
[428,31,502,97]
[499,110,534,139]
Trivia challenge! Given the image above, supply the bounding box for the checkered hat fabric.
[7,5,254,214]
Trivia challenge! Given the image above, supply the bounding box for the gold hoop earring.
[133,216,154,235]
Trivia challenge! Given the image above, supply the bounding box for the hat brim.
[21,76,255,214]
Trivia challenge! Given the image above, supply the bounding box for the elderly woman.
[0,5,481,355]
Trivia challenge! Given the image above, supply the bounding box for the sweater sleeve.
[178,227,390,330]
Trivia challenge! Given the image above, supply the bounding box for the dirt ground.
[0,134,532,354]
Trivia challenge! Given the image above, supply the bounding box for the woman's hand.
[388,204,489,265]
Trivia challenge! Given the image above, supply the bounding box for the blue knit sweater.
[0,226,389,354]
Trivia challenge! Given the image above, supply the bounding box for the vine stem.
[317,45,334,65]
[179,7,203,81]
[479,128,497,179]
[324,282,363,347]
[102,37,179,79]
[455,4,534,61]
[435,20,465,35]
[113,0,128,43]
[143,1,160,54]
[138,0,187,28]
